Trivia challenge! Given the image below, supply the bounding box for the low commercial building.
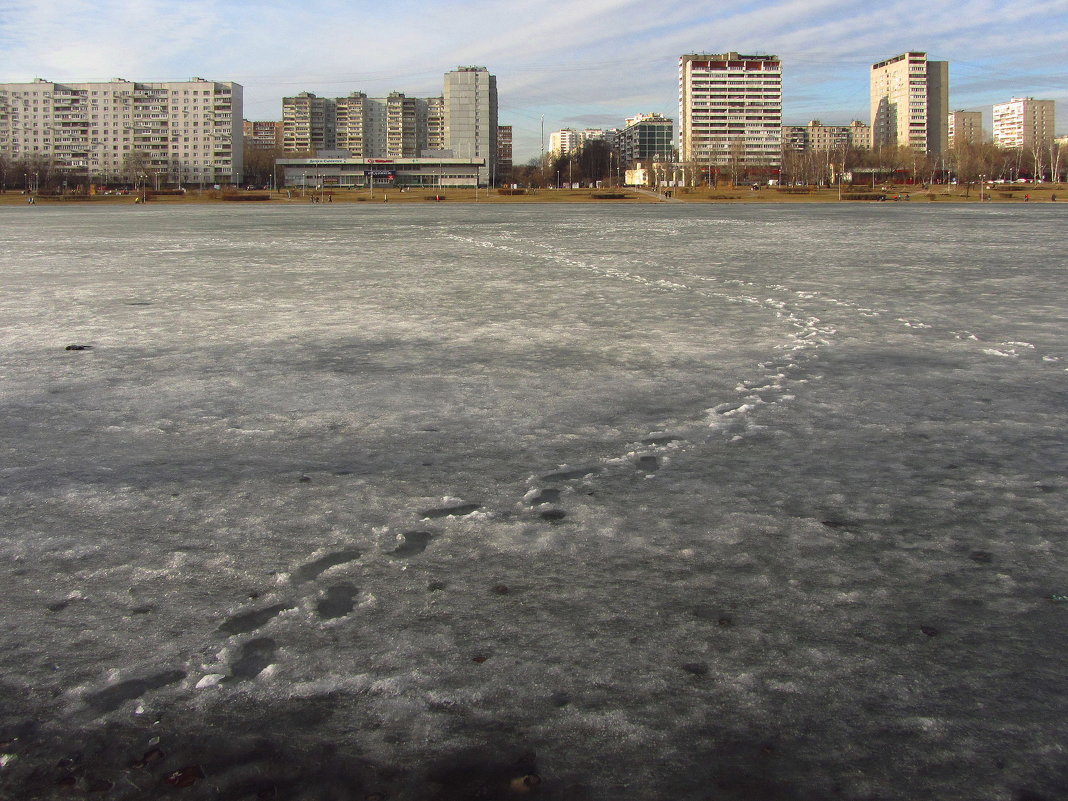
[276,155,485,189]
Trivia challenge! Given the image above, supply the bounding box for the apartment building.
[282,92,335,152]
[243,120,283,150]
[282,67,496,183]
[782,120,871,153]
[0,77,242,184]
[870,52,949,154]
[497,125,513,178]
[549,128,617,157]
[992,98,1056,149]
[616,113,674,167]
[443,66,497,185]
[947,110,983,148]
[679,52,782,174]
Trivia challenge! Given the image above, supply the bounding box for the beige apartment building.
[992,98,1056,149]
[947,110,983,147]
[782,120,871,153]
[243,120,283,151]
[870,52,949,154]
[0,77,242,185]
[679,52,782,174]
[282,92,334,152]
[331,92,445,158]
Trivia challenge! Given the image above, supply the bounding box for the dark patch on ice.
[129,605,154,615]
[388,530,434,558]
[224,638,277,681]
[551,691,571,707]
[692,606,734,628]
[291,548,363,584]
[130,745,164,768]
[541,466,601,481]
[920,625,940,637]
[492,584,511,595]
[1016,792,1053,801]
[425,750,540,801]
[298,474,312,482]
[528,488,561,505]
[85,669,187,714]
[681,662,709,676]
[316,583,358,619]
[635,455,659,472]
[165,764,206,788]
[64,344,93,351]
[428,580,447,591]
[86,776,113,792]
[217,603,293,636]
[46,599,72,612]
[820,520,854,529]
[969,550,994,563]
[123,300,153,306]
[539,509,567,522]
[422,502,481,519]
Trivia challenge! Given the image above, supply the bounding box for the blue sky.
[2,0,1067,161]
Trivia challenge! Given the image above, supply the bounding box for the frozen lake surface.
[1,202,1066,800]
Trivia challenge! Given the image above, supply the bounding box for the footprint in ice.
[421,502,481,519]
[541,466,601,481]
[85,669,187,714]
[641,435,682,446]
[542,463,602,482]
[388,531,434,558]
[223,638,277,682]
[291,548,363,584]
[527,488,561,506]
[316,584,358,620]
[216,603,293,636]
[635,455,659,473]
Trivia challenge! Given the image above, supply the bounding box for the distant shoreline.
[1,185,1063,206]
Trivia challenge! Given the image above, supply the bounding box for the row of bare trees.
[0,150,187,193]
[779,141,1065,189]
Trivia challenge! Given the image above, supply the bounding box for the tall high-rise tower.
[870,52,948,154]
[443,66,498,185]
[678,52,782,179]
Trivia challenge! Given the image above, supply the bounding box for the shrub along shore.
[1,184,1063,205]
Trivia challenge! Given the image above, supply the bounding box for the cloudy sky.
[2,0,1067,161]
